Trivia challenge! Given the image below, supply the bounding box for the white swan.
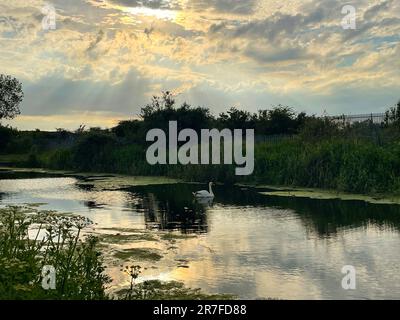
[193,182,214,198]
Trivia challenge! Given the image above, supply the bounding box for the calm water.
[1,171,400,299]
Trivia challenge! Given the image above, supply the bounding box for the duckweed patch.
[255,185,400,205]
[100,227,147,233]
[99,233,157,244]
[160,233,197,241]
[113,248,163,261]
[116,280,236,300]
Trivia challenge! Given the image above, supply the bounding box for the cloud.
[107,0,182,10]
[188,0,257,15]
[364,0,394,20]
[244,46,312,64]
[86,29,105,54]
[18,69,153,116]
[1,0,399,130]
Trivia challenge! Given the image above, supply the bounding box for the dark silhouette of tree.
[252,105,305,135]
[0,74,23,120]
[218,107,254,130]
[140,91,175,119]
[139,91,213,135]
[265,105,297,135]
[384,100,400,125]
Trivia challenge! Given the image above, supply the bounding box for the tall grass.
[38,137,400,195]
[254,138,400,194]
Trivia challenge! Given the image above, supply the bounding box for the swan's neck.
[209,183,214,196]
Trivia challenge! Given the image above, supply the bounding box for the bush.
[73,132,117,171]
[43,149,74,170]
[0,125,13,152]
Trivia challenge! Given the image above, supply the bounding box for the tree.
[218,107,254,130]
[266,105,297,135]
[254,105,303,135]
[140,91,175,120]
[139,92,213,135]
[384,100,400,125]
[0,74,23,120]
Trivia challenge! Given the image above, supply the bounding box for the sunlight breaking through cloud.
[0,0,399,129]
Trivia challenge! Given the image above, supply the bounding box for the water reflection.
[127,184,210,233]
[2,175,400,298]
[124,183,400,238]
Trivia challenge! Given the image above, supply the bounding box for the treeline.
[112,91,307,143]
[1,92,400,195]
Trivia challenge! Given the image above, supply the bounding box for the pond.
[1,170,400,299]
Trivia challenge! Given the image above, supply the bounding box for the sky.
[1,0,399,130]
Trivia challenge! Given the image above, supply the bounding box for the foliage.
[0,125,14,151]
[384,100,400,125]
[254,105,306,135]
[0,206,111,300]
[118,279,235,300]
[0,206,232,300]
[253,138,400,194]
[0,74,23,120]
[72,132,117,171]
[298,116,340,141]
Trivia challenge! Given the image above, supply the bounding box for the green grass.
[0,153,28,164]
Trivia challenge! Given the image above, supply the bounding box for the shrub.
[0,206,110,300]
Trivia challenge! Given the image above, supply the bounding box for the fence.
[329,113,386,124]
[255,112,389,145]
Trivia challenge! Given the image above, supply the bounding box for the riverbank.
[2,166,400,205]
[4,129,400,196]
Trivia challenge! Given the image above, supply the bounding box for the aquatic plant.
[122,265,142,291]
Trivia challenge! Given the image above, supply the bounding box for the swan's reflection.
[129,184,211,233]
[195,197,214,207]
